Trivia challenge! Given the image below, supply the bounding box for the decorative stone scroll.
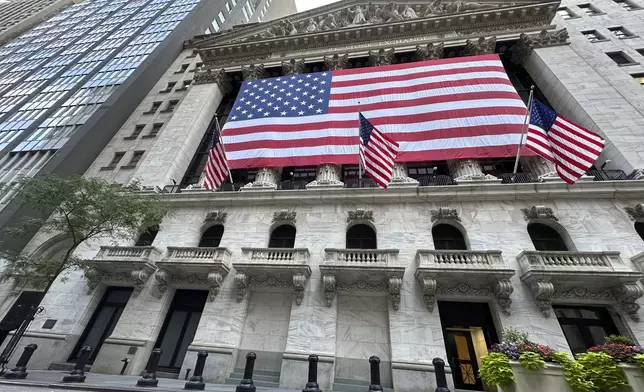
[521,205,558,221]
[293,273,307,306]
[323,274,336,307]
[323,53,349,70]
[416,43,444,61]
[625,204,644,221]
[463,36,497,56]
[420,278,437,312]
[84,268,151,297]
[420,278,512,315]
[494,279,514,316]
[511,29,569,64]
[205,210,227,224]
[193,68,232,93]
[241,64,265,81]
[430,208,461,222]
[282,58,306,76]
[529,281,555,317]
[388,276,403,311]
[614,284,644,322]
[273,210,296,224]
[234,272,249,302]
[368,48,395,66]
[347,209,374,224]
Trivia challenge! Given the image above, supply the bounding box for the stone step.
[333,382,394,392]
[231,368,281,378]
[224,378,280,388]
[156,371,179,380]
[334,377,394,389]
[228,372,281,383]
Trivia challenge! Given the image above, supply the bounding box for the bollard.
[432,358,451,392]
[120,358,130,375]
[136,348,162,387]
[302,354,320,392]
[3,344,38,379]
[184,368,192,381]
[184,351,208,390]
[236,352,257,392]
[368,356,383,392]
[62,346,92,382]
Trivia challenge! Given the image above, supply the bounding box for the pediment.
[190,0,559,50]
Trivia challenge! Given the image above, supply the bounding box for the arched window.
[527,223,568,251]
[135,225,158,246]
[432,224,467,250]
[636,222,644,242]
[269,225,296,248]
[346,224,377,249]
[199,225,224,247]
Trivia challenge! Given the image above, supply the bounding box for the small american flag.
[526,98,604,184]
[359,113,399,189]
[203,123,230,191]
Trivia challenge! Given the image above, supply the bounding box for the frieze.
[193,68,232,93]
[84,269,151,297]
[205,210,227,224]
[521,205,558,221]
[511,28,569,64]
[436,282,493,297]
[336,280,388,292]
[430,208,460,222]
[553,286,614,301]
[273,210,297,224]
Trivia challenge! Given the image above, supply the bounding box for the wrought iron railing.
[279,180,310,190]
[414,175,456,186]
[498,172,539,184]
[586,170,628,181]
[344,178,379,188]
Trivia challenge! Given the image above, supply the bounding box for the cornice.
[164,180,644,208]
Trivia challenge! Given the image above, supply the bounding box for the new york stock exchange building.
[3,0,644,391]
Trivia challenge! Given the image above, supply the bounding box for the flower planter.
[618,364,644,392]
[486,362,572,392]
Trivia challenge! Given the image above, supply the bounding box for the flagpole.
[512,85,535,174]
[215,116,234,185]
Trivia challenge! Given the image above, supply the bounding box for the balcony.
[498,172,538,184]
[83,246,161,296]
[414,250,515,314]
[320,248,405,310]
[232,247,311,305]
[586,169,628,181]
[414,174,457,186]
[154,247,232,301]
[517,251,643,320]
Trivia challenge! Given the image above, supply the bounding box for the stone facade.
[2,1,644,392]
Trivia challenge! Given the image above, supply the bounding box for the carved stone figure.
[319,13,337,30]
[416,42,444,60]
[305,18,318,32]
[402,4,418,19]
[464,36,497,56]
[383,2,404,22]
[351,6,367,24]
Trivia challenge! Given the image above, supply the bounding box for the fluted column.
[447,159,501,183]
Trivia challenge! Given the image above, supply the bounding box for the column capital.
[241,167,281,191]
[416,43,444,61]
[511,29,569,64]
[193,68,232,94]
[241,63,265,80]
[388,163,419,188]
[306,164,344,189]
[282,58,306,76]
[323,53,349,70]
[447,159,501,183]
[463,36,497,56]
[368,48,395,66]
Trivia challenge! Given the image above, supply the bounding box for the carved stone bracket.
[193,69,232,93]
[625,204,644,221]
[464,36,497,56]
[416,43,444,61]
[511,29,569,64]
[282,59,306,76]
[154,270,223,302]
[84,268,152,297]
[368,48,395,66]
[529,281,555,317]
[323,274,336,307]
[521,205,558,221]
[388,277,402,311]
[323,53,349,70]
[207,272,223,301]
[235,272,249,302]
[430,208,460,222]
[241,64,265,81]
[347,209,374,224]
[273,210,296,224]
[293,273,307,306]
[421,277,437,312]
[154,270,172,298]
[205,210,227,224]
[613,283,644,322]
[494,279,514,316]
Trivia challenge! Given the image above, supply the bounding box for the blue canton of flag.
[359,113,375,145]
[228,71,333,121]
[530,99,558,131]
[358,113,399,189]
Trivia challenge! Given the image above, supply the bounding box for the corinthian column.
[447,159,501,183]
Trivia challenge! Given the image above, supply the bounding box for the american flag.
[202,124,230,190]
[359,113,399,189]
[526,98,605,184]
[221,54,529,168]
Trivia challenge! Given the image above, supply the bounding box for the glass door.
[445,330,483,391]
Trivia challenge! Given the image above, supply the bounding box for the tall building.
[0,0,78,45]
[0,0,296,252]
[2,0,644,391]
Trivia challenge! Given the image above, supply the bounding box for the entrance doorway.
[154,289,208,372]
[70,287,133,361]
[0,291,44,346]
[438,301,499,391]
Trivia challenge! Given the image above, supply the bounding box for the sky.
[295,0,342,12]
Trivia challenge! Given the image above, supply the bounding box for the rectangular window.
[177,80,192,91]
[582,29,606,42]
[127,151,145,167]
[578,3,603,15]
[175,64,189,74]
[554,305,619,354]
[633,73,644,86]
[557,7,578,19]
[606,51,637,65]
[163,99,180,112]
[212,20,220,32]
[242,7,249,21]
[145,101,162,114]
[637,48,644,56]
[608,26,635,38]
[160,81,176,93]
[218,11,225,24]
[125,125,145,139]
[103,152,125,170]
[613,0,641,10]
[225,2,231,12]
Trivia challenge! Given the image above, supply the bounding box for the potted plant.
[588,335,644,391]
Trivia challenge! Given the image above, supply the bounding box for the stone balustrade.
[241,247,310,263]
[518,250,643,320]
[95,246,161,262]
[324,248,399,265]
[417,249,504,268]
[166,246,231,264]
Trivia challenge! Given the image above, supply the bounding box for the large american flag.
[203,125,230,190]
[359,113,399,188]
[222,54,529,168]
[526,98,604,184]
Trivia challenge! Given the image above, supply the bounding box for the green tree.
[0,175,169,295]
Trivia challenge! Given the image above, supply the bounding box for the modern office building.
[0,0,296,252]
[0,0,78,45]
[3,0,644,391]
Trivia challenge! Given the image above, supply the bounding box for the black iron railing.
[279,180,310,190]
[344,178,379,188]
[498,172,539,184]
[586,170,628,181]
[414,175,457,187]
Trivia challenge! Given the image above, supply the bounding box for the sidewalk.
[0,370,298,392]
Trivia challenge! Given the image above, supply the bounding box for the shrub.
[576,352,627,391]
[519,351,546,371]
[502,327,530,346]
[553,352,594,392]
[604,335,636,346]
[479,352,515,387]
[588,344,634,362]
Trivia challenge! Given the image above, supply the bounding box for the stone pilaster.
[306,164,343,189]
[389,163,419,188]
[241,167,281,191]
[447,159,501,183]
